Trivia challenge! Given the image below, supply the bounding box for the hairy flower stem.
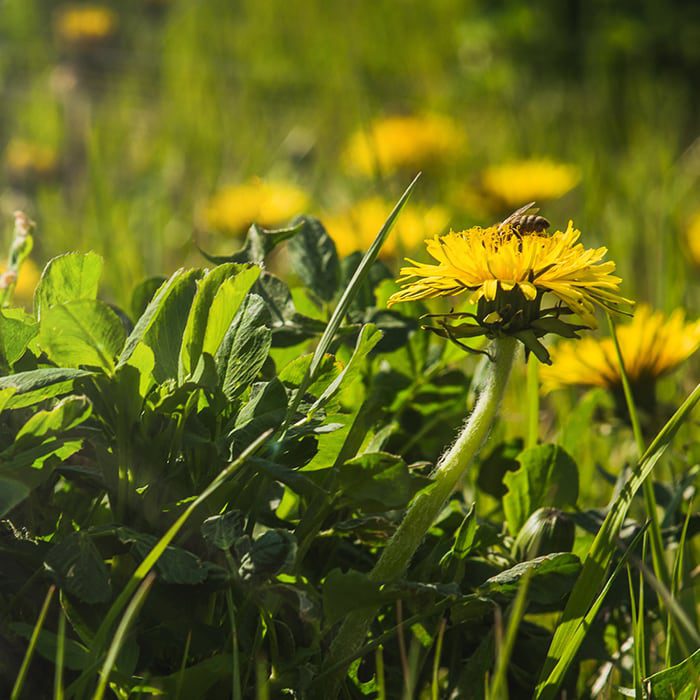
[320,336,517,695]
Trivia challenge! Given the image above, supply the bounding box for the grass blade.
[11,585,56,700]
[54,609,66,700]
[93,572,156,700]
[283,173,421,427]
[535,382,700,699]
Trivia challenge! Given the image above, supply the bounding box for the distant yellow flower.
[541,305,700,394]
[388,221,631,362]
[325,197,450,259]
[343,114,465,176]
[0,259,41,306]
[55,5,118,45]
[204,178,310,235]
[481,159,580,208]
[686,212,700,267]
[4,140,59,183]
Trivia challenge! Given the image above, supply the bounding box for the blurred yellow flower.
[686,211,700,267]
[204,178,310,235]
[541,305,700,394]
[343,114,465,176]
[55,5,118,45]
[325,197,450,259]
[481,159,580,208]
[4,140,59,184]
[0,259,41,306]
[388,221,630,331]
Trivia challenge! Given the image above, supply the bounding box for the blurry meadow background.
[1,0,700,698]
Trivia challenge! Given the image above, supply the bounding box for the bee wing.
[500,201,538,227]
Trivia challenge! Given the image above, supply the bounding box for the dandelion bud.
[512,507,575,561]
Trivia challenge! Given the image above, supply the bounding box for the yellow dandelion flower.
[0,259,41,306]
[388,220,632,362]
[481,159,580,208]
[55,5,118,45]
[343,114,465,177]
[541,305,700,395]
[325,197,450,259]
[4,140,59,184]
[685,211,700,267]
[204,178,310,236]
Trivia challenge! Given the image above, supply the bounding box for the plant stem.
[320,336,517,695]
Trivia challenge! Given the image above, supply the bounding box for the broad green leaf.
[238,529,296,581]
[503,444,579,536]
[45,532,112,604]
[130,275,167,321]
[0,368,92,409]
[338,452,431,512]
[535,383,700,700]
[118,268,202,383]
[322,569,387,627]
[201,510,244,551]
[0,386,17,413]
[8,623,90,671]
[215,293,271,400]
[117,528,208,585]
[178,263,260,382]
[0,309,38,367]
[34,252,103,319]
[149,654,233,697]
[198,221,302,265]
[287,216,340,302]
[644,648,700,699]
[228,378,288,446]
[13,396,92,449]
[0,477,30,518]
[39,300,126,372]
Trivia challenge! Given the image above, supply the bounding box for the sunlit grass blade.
[431,620,446,700]
[283,172,421,427]
[93,572,155,700]
[487,571,532,700]
[54,609,66,700]
[72,429,272,697]
[11,585,55,700]
[535,382,700,700]
[607,313,672,615]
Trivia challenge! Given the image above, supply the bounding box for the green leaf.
[35,252,103,319]
[287,216,340,302]
[0,309,38,367]
[8,623,90,671]
[644,648,700,699]
[0,368,92,409]
[199,221,302,265]
[477,552,581,606]
[0,477,30,518]
[215,293,272,400]
[45,532,112,604]
[117,528,209,585]
[38,300,126,372]
[118,268,202,383]
[130,275,167,321]
[238,529,296,581]
[338,452,431,512]
[201,510,244,551]
[322,569,387,628]
[228,378,288,446]
[14,396,92,449]
[503,444,579,536]
[179,263,260,382]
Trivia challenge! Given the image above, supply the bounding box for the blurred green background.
[1,0,699,311]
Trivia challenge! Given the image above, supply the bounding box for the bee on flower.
[541,305,700,414]
[324,197,450,259]
[342,114,465,177]
[203,178,310,236]
[387,208,632,363]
